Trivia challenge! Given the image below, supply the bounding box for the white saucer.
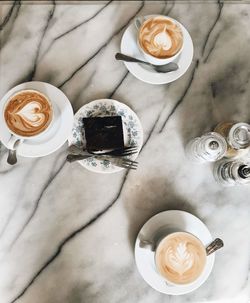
[0,82,74,157]
[121,16,194,85]
[68,99,143,174]
[135,210,215,295]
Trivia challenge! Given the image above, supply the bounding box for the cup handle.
[134,16,144,30]
[139,239,156,251]
[7,135,23,150]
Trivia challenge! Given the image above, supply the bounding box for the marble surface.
[0,1,250,302]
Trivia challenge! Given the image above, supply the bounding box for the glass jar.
[214,160,250,186]
[214,122,250,158]
[186,132,227,163]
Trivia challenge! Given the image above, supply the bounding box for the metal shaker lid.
[202,132,227,161]
[228,122,250,149]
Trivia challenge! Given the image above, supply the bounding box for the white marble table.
[0,1,250,302]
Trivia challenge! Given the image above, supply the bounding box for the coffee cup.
[140,228,208,286]
[3,89,54,151]
[135,15,184,66]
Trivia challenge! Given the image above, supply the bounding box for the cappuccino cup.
[140,229,207,285]
[3,89,54,151]
[135,15,184,66]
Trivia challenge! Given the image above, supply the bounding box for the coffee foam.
[4,90,53,137]
[155,232,206,284]
[139,17,183,59]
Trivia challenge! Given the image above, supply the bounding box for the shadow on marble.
[122,175,200,251]
[175,19,250,147]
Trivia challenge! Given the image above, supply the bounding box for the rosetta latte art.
[167,242,194,275]
[155,232,207,284]
[4,90,53,137]
[139,17,183,59]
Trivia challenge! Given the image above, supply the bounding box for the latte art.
[155,232,206,284]
[139,17,183,59]
[153,28,172,51]
[16,101,48,127]
[167,242,194,275]
[4,90,53,137]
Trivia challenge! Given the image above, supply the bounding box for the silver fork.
[91,147,138,157]
[107,156,138,170]
[68,145,138,157]
[67,154,138,170]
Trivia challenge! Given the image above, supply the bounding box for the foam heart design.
[16,101,46,127]
[4,90,53,137]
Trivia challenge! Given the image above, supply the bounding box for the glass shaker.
[186,132,227,163]
[214,160,250,186]
[214,122,250,158]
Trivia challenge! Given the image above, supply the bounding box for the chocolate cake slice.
[82,116,124,151]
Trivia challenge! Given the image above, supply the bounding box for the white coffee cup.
[3,89,54,151]
[135,15,184,66]
[139,228,208,286]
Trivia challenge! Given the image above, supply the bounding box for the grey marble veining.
[0,1,250,303]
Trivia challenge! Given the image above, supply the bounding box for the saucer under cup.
[134,210,215,295]
[0,82,74,157]
[121,15,193,84]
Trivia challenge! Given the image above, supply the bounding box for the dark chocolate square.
[82,116,124,151]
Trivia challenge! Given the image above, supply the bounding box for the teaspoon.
[7,139,21,165]
[115,53,179,73]
[206,238,224,255]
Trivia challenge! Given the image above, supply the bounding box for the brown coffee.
[139,16,183,59]
[4,90,53,137]
[155,232,206,284]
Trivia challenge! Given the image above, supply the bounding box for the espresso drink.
[4,90,53,137]
[139,17,183,59]
[155,232,206,284]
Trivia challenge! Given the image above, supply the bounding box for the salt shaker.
[214,160,250,186]
[186,132,227,163]
[214,122,250,158]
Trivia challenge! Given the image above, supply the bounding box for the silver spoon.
[7,139,21,165]
[206,238,224,255]
[115,53,179,73]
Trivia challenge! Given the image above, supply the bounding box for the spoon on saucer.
[115,53,179,73]
[206,238,224,255]
[7,138,21,165]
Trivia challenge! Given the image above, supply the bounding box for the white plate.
[0,82,74,157]
[135,210,215,295]
[121,16,194,85]
[68,99,143,174]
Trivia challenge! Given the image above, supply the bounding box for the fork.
[68,145,138,157]
[66,154,138,170]
[107,156,138,170]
